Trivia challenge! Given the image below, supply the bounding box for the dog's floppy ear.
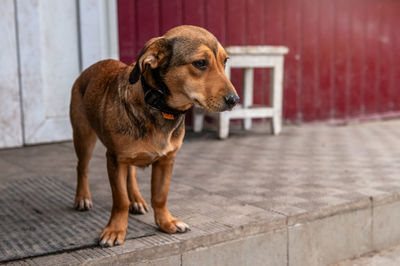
[129,37,172,84]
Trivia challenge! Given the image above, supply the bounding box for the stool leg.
[218,113,230,139]
[270,58,284,135]
[193,106,205,133]
[243,68,254,130]
[272,110,282,135]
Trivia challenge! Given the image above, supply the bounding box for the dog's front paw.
[74,198,93,211]
[158,219,190,234]
[129,200,149,215]
[99,226,126,247]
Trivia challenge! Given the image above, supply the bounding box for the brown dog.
[69,25,239,247]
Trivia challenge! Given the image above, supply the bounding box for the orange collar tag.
[162,112,175,120]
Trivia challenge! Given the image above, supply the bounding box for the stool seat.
[193,45,289,139]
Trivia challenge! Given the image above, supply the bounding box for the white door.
[0,0,23,148]
[14,0,119,145]
[0,0,118,148]
[16,0,79,144]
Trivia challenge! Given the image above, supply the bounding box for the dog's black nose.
[224,94,240,108]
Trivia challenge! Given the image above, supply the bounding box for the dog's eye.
[224,57,229,68]
[192,60,207,70]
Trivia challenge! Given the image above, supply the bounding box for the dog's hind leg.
[127,165,148,214]
[72,128,96,211]
[70,85,97,211]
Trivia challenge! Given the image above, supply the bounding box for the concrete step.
[2,120,400,265]
[10,193,400,266]
[333,244,400,266]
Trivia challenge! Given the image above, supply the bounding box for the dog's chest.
[128,151,165,167]
[119,132,179,167]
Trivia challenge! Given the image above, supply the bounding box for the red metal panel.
[226,0,246,45]
[317,0,335,120]
[226,0,246,102]
[264,0,284,111]
[159,0,183,34]
[246,0,264,45]
[264,0,284,45]
[348,0,366,118]
[333,0,350,119]
[247,0,265,106]
[117,0,136,64]
[117,0,400,122]
[392,1,400,111]
[136,0,160,51]
[300,0,319,121]
[205,0,226,44]
[183,0,205,27]
[378,0,394,113]
[283,0,301,122]
[364,0,381,116]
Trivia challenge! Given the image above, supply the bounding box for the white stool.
[193,45,289,139]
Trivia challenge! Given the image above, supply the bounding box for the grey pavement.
[1,120,400,265]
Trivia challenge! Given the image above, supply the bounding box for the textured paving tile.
[0,158,30,185]
[0,176,155,263]
[175,120,400,221]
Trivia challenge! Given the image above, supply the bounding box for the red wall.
[117,0,400,123]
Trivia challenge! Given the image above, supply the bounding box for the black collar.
[141,76,187,120]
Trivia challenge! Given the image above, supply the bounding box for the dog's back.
[71,59,128,108]
[70,59,132,139]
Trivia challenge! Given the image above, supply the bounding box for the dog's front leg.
[99,151,130,247]
[151,152,190,233]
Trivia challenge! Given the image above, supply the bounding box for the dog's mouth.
[188,89,239,112]
[194,98,233,113]
[194,94,239,112]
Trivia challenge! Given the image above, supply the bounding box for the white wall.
[79,0,119,69]
[39,0,80,119]
[0,0,119,148]
[0,0,23,148]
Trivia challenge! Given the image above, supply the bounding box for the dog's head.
[129,25,239,112]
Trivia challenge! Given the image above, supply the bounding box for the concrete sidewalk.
[1,120,400,265]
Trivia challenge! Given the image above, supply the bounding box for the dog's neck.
[140,74,187,120]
